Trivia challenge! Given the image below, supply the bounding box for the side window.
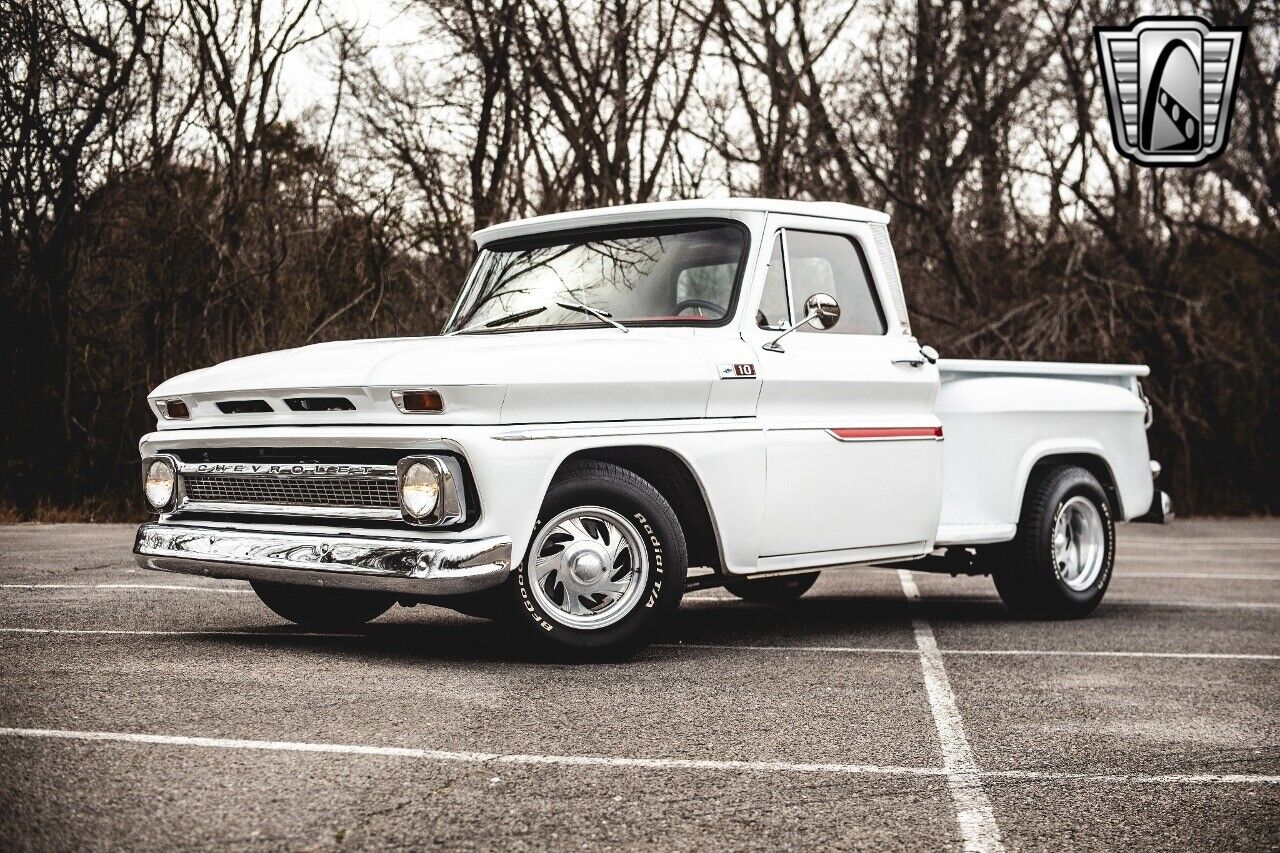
[785,231,887,335]
[756,235,790,330]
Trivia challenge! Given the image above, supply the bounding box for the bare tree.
[1,0,1278,517]
[182,0,331,352]
[515,0,715,206]
[0,0,151,502]
[1207,0,1280,232]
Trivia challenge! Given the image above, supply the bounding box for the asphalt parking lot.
[0,520,1276,851]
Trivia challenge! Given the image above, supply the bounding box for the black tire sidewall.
[998,466,1115,618]
[509,465,686,654]
[1036,475,1115,606]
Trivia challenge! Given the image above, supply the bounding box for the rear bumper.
[1135,490,1174,524]
[133,522,513,595]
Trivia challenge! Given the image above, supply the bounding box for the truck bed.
[933,359,1154,547]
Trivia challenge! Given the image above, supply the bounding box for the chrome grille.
[184,474,400,509]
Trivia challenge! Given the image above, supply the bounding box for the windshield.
[446,222,747,333]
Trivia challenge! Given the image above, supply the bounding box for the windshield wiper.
[455,305,547,333]
[485,305,547,328]
[555,299,629,333]
[455,299,628,334]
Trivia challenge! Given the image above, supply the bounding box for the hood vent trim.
[216,399,273,414]
[284,397,356,412]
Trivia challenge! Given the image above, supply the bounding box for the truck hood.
[149,329,758,429]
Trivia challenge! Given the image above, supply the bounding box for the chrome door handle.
[892,345,939,368]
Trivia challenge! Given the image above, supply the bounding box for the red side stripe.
[830,426,943,440]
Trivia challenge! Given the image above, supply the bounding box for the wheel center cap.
[565,545,606,585]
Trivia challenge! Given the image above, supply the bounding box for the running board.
[869,549,991,577]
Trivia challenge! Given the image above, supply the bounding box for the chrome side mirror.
[763,293,841,352]
[804,293,841,330]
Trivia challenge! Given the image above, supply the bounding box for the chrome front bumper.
[134,522,513,595]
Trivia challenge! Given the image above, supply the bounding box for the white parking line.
[1108,599,1280,610]
[681,594,1280,612]
[6,629,1274,663]
[908,595,1280,611]
[1119,538,1280,546]
[1126,535,1280,540]
[661,643,1280,662]
[0,726,942,776]
[898,569,1005,853]
[939,648,1278,661]
[2,727,1276,786]
[683,591,740,602]
[0,583,250,593]
[5,584,1276,610]
[0,628,360,638]
[1116,572,1280,581]
[664,642,919,655]
[977,768,1280,785]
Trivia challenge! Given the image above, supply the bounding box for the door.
[745,216,943,564]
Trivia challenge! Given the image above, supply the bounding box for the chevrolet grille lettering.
[190,463,381,477]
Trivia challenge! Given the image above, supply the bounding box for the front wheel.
[251,581,395,630]
[505,460,687,659]
[992,465,1115,619]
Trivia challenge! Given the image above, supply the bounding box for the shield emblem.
[1095,17,1245,166]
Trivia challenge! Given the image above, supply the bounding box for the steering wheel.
[674,298,725,319]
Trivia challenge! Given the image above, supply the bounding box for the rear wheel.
[725,571,819,603]
[993,465,1115,619]
[251,581,395,630]
[505,460,687,659]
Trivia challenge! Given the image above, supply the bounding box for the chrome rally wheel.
[1052,495,1106,591]
[509,460,687,658]
[528,506,649,630]
[993,464,1114,619]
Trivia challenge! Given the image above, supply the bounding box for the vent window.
[284,397,356,412]
[870,224,911,334]
[216,399,273,414]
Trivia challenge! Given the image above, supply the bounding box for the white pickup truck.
[134,199,1172,656]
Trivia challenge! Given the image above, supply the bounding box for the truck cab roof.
[473,198,891,246]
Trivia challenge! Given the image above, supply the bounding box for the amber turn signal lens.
[392,389,443,413]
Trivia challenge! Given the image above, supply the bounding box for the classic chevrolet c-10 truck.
[133,199,1172,656]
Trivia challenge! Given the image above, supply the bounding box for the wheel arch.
[549,445,725,572]
[1017,448,1123,519]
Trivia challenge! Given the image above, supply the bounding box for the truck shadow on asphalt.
[179,594,1021,664]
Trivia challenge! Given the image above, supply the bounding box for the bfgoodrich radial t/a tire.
[993,465,1115,619]
[506,460,687,659]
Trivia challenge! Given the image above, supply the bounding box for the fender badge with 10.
[719,363,757,379]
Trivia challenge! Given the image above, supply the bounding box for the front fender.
[478,421,766,573]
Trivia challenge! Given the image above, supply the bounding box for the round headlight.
[400,461,441,519]
[143,458,177,511]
